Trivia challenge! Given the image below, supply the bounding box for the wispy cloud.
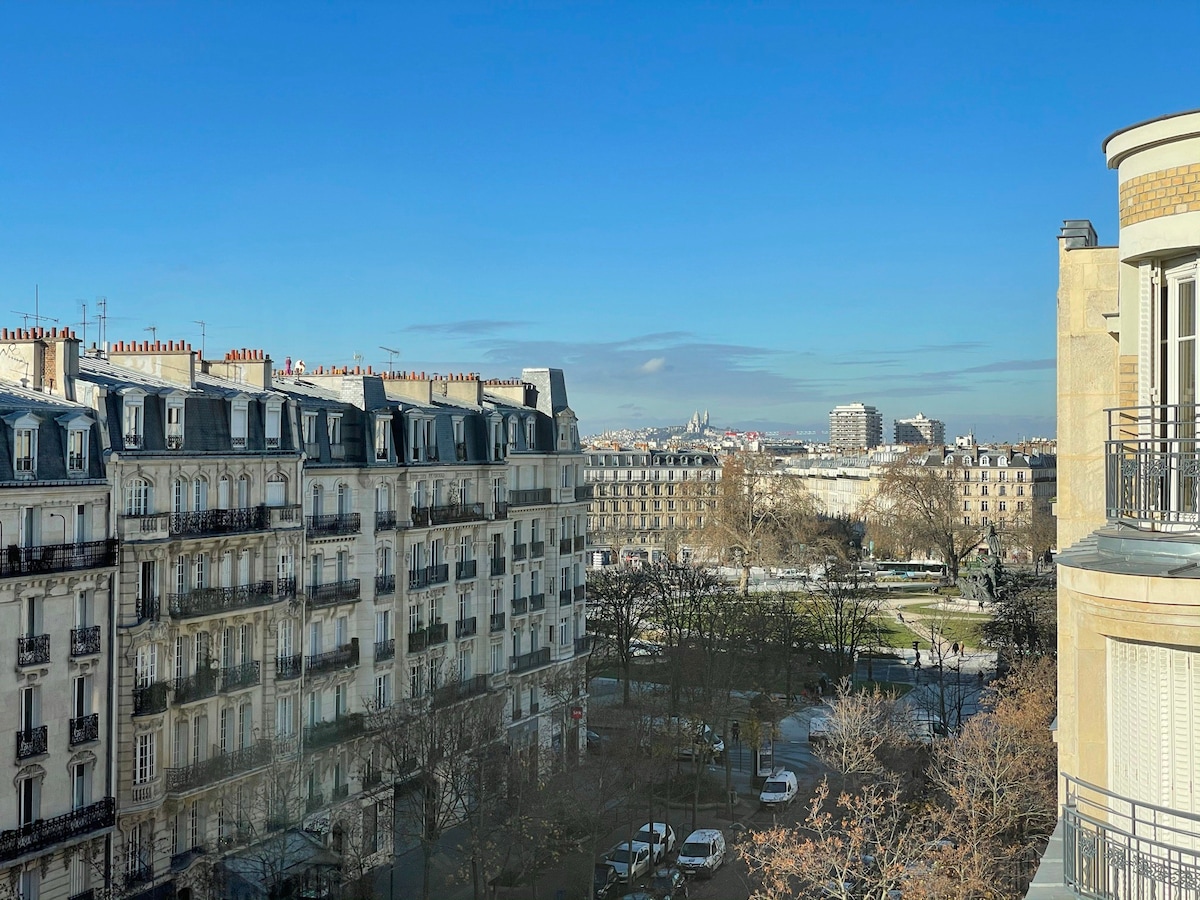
[959,358,1054,374]
[403,319,529,336]
[639,357,666,374]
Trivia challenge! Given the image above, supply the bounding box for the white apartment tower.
[828,403,883,450]
[893,413,946,446]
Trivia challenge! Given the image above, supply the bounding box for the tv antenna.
[193,320,207,357]
[11,285,60,329]
[380,346,400,375]
[145,325,157,342]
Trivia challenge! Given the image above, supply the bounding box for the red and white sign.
[570,706,583,720]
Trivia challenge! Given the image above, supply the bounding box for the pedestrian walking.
[898,611,905,624]
[951,641,959,656]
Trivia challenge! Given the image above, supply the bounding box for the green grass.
[907,602,991,620]
[875,612,985,651]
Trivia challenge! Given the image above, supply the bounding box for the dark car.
[595,862,621,899]
[587,729,609,753]
[651,866,689,899]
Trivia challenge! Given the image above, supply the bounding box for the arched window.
[267,473,287,507]
[126,479,151,516]
[192,477,208,512]
[218,475,232,510]
[336,482,350,515]
[377,543,393,577]
[238,474,251,508]
[172,477,189,514]
[311,483,323,517]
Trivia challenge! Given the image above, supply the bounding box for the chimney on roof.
[110,338,197,389]
[1060,219,1098,249]
[203,347,274,389]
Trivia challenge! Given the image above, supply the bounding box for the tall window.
[126,478,151,516]
[165,398,185,449]
[134,732,156,784]
[67,427,87,474]
[14,427,36,476]
[230,399,249,449]
[123,396,145,449]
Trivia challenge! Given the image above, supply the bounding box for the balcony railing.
[529,593,546,611]
[16,726,47,759]
[574,535,585,551]
[530,540,545,558]
[305,641,359,675]
[305,513,361,537]
[0,538,117,578]
[513,543,528,561]
[173,669,219,705]
[1063,774,1200,899]
[168,581,276,619]
[306,792,324,813]
[575,485,594,501]
[304,713,367,750]
[428,563,450,585]
[427,622,449,646]
[133,682,169,716]
[559,588,572,604]
[170,507,269,537]
[375,573,395,596]
[1106,404,1200,528]
[408,628,428,653]
[0,797,114,863]
[493,502,509,520]
[512,596,528,615]
[575,635,593,656]
[135,595,160,623]
[510,488,551,507]
[431,674,488,707]
[71,626,101,657]
[559,538,573,553]
[166,742,272,793]
[276,654,302,680]
[491,558,506,577]
[375,638,395,662]
[456,617,477,639]
[456,559,477,580]
[307,579,361,607]
[220,661,260,693]
[409,567,429,589]
[375,509,397,531]
[430,503,486,526]
[490,612,506,633]
[268,505,303,528]
[574,584,586,602]
[332,782,349,800]
[17,633,50,666]
[510,647,551,674]
[70,713,99,745]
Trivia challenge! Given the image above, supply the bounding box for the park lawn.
[875,613,986,652]
[908,602,991,620]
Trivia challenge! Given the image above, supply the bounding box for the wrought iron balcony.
[165,742,272,793]
[1063,774,1200,899]
[173,668,219,705]
[428,563,450,585]
[276,654,302,680]
[529,593,546,611]
[17,633,50,666]
[1106,405,1200,529]
[491,558,506,576]
[408,628,428,653]
[432,674,488,707]
[71,625,101,657]
[574,535,585,552]
[430,503,486,525]
[455,617,477,639]
[0,538,117,578]
[428,622,449,645]
[559,538,573,554]
[0,797,114,863]
[530,540,545,558]
[375,573,395,596]
[277,576,297,598]
[16,726,47,759]
[375,509,397,531]
[409,567,429,589]
[306,792,324,813]
[493,501,509,520]
[510,488,551,507]
[168,581,276,619]
[133,682,169,716]
[70,713,99,745]
[410,506,432,527]
[375,638,395,661]
[220,661,260,692]
[490,612,506,633]
[574,584,586,602]
[304,713,367,750]
[575,485,594,501]
[332,782,349,800]
[510,647,551,674]
[512,596,528,615]
[307,579,361,607]
[305,641,359,675]
[513,543,528,561]
[170,506,269,537]
[456,559,477,580]
[305,512,361,537]
[575,635,594,656]
[135,595,160,623]
[559,588,572,604]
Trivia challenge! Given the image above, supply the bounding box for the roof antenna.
[193,320,207,357]
[380,345,400,375]
[145,325,157,342]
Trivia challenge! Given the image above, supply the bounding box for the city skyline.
[3,4,1198,440]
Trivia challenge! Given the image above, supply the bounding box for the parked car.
[758,768,799,809]
[587,729,610,753]
[677,829,726,878]
[594,862,621,899]
[808,713,833,745]
[651,866,689,899]
[634,822,677,864]
[607,841,653,882]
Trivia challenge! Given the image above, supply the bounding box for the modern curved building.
[1053,110,1200,896]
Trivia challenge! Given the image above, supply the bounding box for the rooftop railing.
[1106,404,1200,529]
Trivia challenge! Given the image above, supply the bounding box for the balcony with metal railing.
[375,638,395,662]
[574,584,586,602]
[305,512,361,537]
[17,634,49,666]
[574,535,586,552]
[408,567,429,589]
[491,558,506,576]
[510,488,552,507]
[170,506,269,538]
[574,635,593,656]
[0,538,117,578]
[575,484,594,501]
[70,713,99,745]
[307,579,361,607]
[456,559,477,580]
[510,647,551,674]
[173,669,219,705]
[0,797,114,863]
[511,596,528,615]
[71,626,101,657]
[456,617,477,638]
[168,581,276,619]
[16,726,47,759]
[305,640,359,675]
[493,501,509,520]
[375,573,395,596]
[530,540,545,558]
[428,563,450,585]
[220,661,260,693]
[559,537,573,554]
[375,509,397,531]
[513,543,528,561]
[1062,774,1200,899]
[559,588,572,605]
[165,742,272,794]
[529,593,546,611]
[276,654,302,680]
[133,682,169,716]
[432,674,488,707]
[490,612,506,633]
[135,595,161,624]
[304,713,367,750]
[430,503,486,526]
[1105,404,1200,529]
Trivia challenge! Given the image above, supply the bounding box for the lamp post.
[49,512,67,544]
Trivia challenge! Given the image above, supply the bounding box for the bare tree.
[585,566,654,705]
[982,569,1057,662]
[802,561,886,680]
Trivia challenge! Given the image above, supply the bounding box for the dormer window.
[302,412,318,454]
[374,414,393,462]
[14,424,36,478]
[165,397,185,450]
[122,392,145,450]
[453,417,466,461]
[65,422,89,475]
[265,400,283,450]
[506,417,517,452]
[328,413,344,460]
[231,398,249,450]
[525,417,536,449]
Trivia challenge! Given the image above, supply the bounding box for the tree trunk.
[422,843,434,900]
[740,564,751,596]
[724,718,734,818]
[622,658,632,705]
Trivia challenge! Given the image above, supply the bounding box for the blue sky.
[2,3,1196,441]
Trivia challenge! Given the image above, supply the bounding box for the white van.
[758,768,799,809]
[677,828,726,878]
